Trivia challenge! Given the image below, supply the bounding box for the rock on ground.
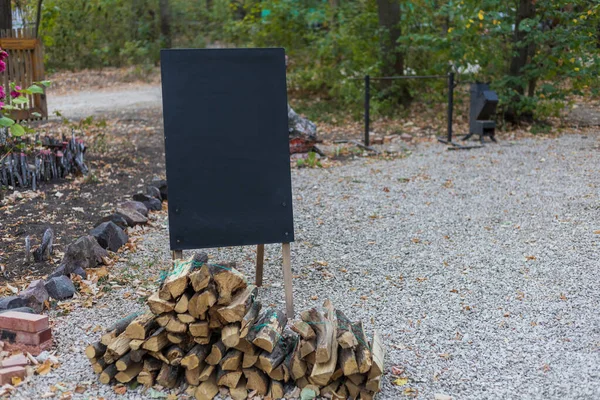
[90,221,128,252]
[45,276,76,300]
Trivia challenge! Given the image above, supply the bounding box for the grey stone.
[119,200,148,217]
[33,228,54,262]
[146,185,162,201]
[18,279,49,313]
[0,307,35,314]
[94,214,128,230]
[45,276,76,300]
[47,265,66,279]
[72,267,87,279]
[61,235,108,275]
[132,193,162,211]
[288,105,317,140]
[116,207,148,227]
[151,179,168,200]
[90,221,128,252]
[0,296,26,310]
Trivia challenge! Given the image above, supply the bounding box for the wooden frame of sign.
[162,48,295,317]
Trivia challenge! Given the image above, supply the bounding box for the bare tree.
[159,0,172,48]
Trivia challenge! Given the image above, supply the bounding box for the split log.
[105,334,132,363]
[189,263,211,292]
[339,347,359,376]
[99,364,118,384]
[291,320,316,340]
[149,351,170,364]
[166,345,185,365]
[189,284,217,318]
[205,340,227,365]
[245,310,271,343]
[295,376,309,389]
[137,370,155,387]
[352,321,372,374]
[156,363,180,388]
[267,364,285,381]
[92,358,107,374]
[167,332,187,344]
[336,309,358,348]
[193,337,211,345]
[115,362,143,383]
[321,379,341,398]
[368,329,384,380]
[177,313,195,323]
[230,377,247,400]
[345,379,360,399]
[156,312,173,327]
[189,321,210,337]
[181,344,210,370]
[129,339,144,350]
[218,285,257,323]
[239,300,262,338]
[199,364,215,382]
[148,293,175,314]
[242,345,259,368]
[220,349,242,371]
[269,380,285,399]
[208,305,227,329]
[211,262,247,305]
[125,312,157,340]
[331,365,343,382]
[300,339,316,359]
[257,332,293,374]
[130,349,147,363]
[300,307,333,363]
[287,339,306,380]
[116,353,134,371]
[166,318,187,334]
[185,365,202,386]
[347,373,365,385]
[143,357,162,372]
[243,367,269,396]
[336,383,348,398]
[252,309,287,352]
[309,301,338,386]
[86,342,107,359]
[163,257,194,299]
[158,281,173,301]
[360,389,376,400]
[366,375,381,392]
[195,370,218,400]
[142,327,169,352]
[222,323,240,348]
[234,337,254,353]
[101,312,140,345]
[217,369,242,388]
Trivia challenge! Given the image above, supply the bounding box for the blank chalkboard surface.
[161,48,294,250]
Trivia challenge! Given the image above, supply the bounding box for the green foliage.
[296,152,322,168]
[35,0,600,122]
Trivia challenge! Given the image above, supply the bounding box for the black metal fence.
[360,72,455,146]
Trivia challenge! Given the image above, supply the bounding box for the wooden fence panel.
[0,28,47,121]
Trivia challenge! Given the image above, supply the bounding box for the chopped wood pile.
[86,254,384,399]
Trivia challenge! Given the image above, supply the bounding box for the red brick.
[0,354,28,368]
[0,312,49,333]
[0,366,26,385]
[4,339,52,356]
[0,328,52,345]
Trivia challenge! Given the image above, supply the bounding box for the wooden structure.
[0,28,47,120]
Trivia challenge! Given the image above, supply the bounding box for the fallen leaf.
[74,385,87,394]
[383,187,390,192]
[391,366,404,375]
[36,360,52,375]
[393,377,408,386]
[594,230,600,234]
[6,284,18,294]
[560,293,567,301]
[113,385,127,395]
[11,376,22,385]
[403,387,418,396]
[416,277,428,282]
[310,295,318,301]
[525,255,536,261]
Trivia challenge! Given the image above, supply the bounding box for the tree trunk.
[0,0,12,31]
[35,0,43,37]
[376,0,412,107]
[505,0,536,122]
[159,0,172,48]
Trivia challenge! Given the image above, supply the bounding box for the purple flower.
[0,60,5,73]
[0,50,7,61]
[10,85,21,98]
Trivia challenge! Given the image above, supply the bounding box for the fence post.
[364,75,370,147]
[447,72,454,142]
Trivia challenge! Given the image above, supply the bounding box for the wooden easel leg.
[256,244,264,287]
[281,243,294,318]
[172,250,182,260]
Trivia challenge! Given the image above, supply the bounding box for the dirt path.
[48,85,162,119]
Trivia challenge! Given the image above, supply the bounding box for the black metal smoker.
[464,83,498,143]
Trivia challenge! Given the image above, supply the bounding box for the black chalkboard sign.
[161,48,294,250]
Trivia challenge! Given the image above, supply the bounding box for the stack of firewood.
[85,254,384,399]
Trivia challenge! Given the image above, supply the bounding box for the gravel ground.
[12,134,600,400]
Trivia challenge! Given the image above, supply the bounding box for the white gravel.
[12,134,600,400]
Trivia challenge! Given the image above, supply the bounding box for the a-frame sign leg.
[172,250,183,260]
[255,244,265,287]
[281,243,294,318]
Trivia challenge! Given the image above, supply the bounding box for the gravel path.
[12,134,600,400]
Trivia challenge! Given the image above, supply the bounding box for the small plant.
[296,152,322,168]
